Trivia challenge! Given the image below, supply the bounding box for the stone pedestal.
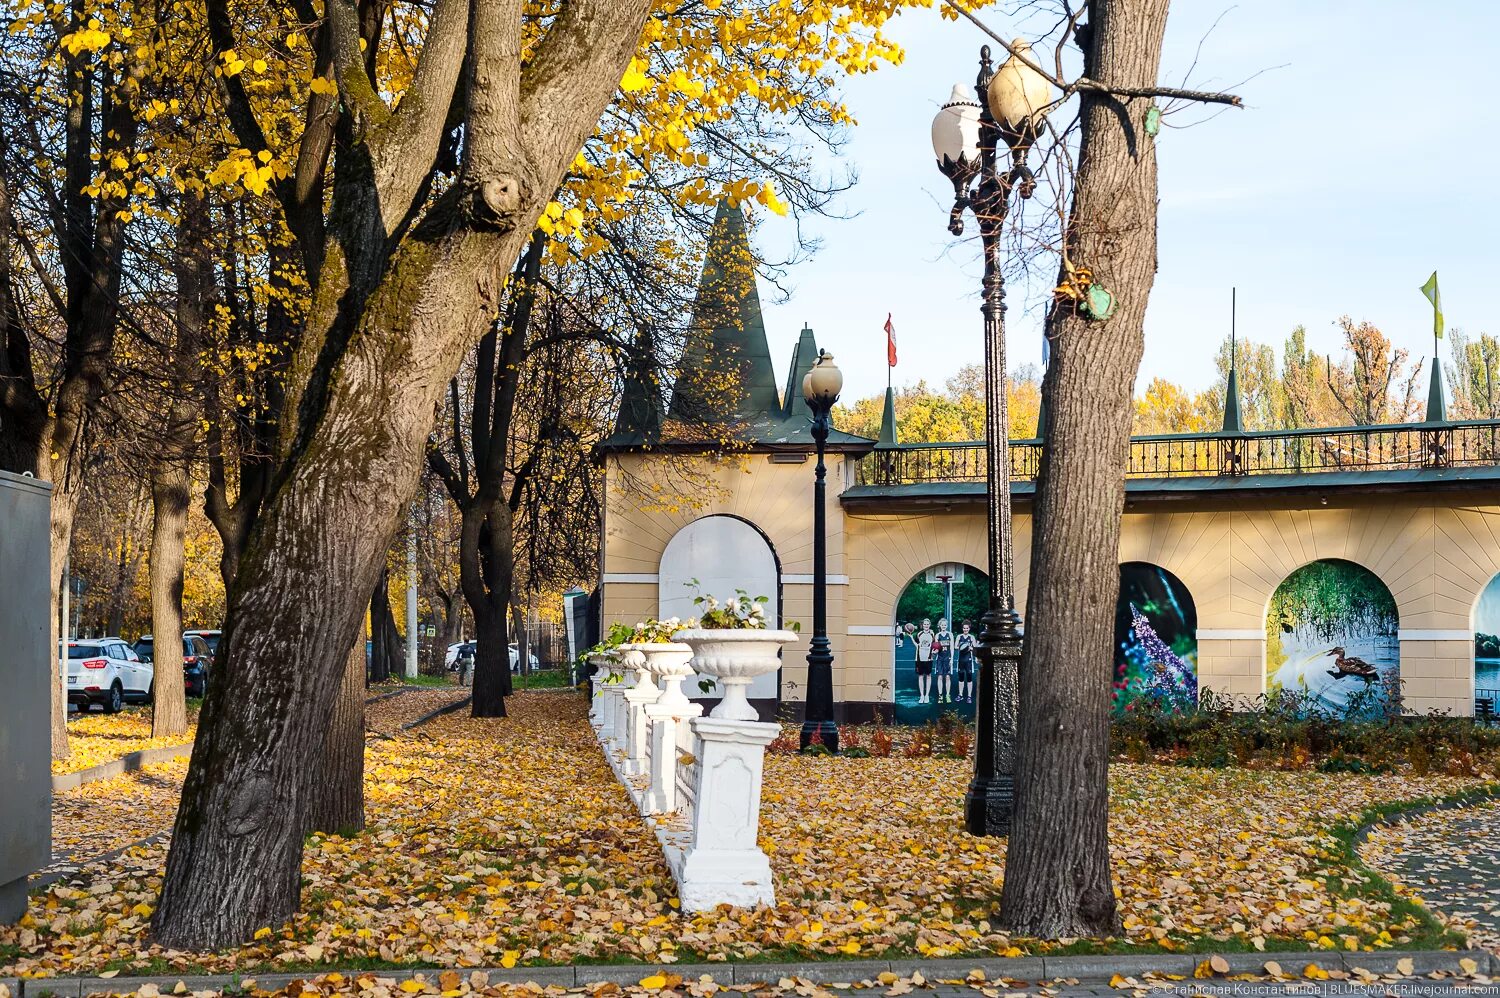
[588,670,607,727]
[677,716,778,911]
[642,699,702,815]
[598,675,624,745]
[622,680,661,777]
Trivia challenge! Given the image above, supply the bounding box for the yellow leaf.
[253,927,273,940]
[400,980,425,993]
[500,950,519,969]
[639,974,667,989]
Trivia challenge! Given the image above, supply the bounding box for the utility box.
[0,470,52,923]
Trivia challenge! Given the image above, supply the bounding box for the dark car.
[133,633,214,698]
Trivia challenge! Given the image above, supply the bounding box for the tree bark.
[304,637,366,834]
[149,192,211,740]
[370,566,400,683]
[999,0,1169,940]
[148,468,191,737]
[469,503,514,716]
[152,0,653,947]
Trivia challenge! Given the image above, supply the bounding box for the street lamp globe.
[931,84,982,180]
[803,350,844,408]
[986,38,1053,140]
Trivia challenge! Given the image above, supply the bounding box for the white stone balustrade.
[618,645,661,777]
[594,630,795,913]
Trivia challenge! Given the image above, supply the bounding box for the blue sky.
[755,1,1500,404]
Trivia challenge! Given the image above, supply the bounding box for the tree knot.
[470,177,522,229]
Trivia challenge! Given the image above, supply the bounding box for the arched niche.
[1115,561,1198,710]
[659,515,781,704]
[1265,558,1399,714]
[890,562,989,725]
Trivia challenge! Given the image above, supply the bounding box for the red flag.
[885,313,897,367]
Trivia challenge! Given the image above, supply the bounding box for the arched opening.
[891,563,989,724]
[659,515,781,709]
[1265,558,1399,714]
[1473,573,1500,710]
[1115,562,1198,710]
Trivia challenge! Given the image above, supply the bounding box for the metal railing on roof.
[854,420,1500,487]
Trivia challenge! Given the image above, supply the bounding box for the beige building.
[599,204,1500,720]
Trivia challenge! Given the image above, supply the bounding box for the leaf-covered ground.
[4,692,1487,979]
[55,708,200,775]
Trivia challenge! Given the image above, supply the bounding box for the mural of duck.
[1326,646,1379,681]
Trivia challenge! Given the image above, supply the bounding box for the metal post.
[954,45,1027,837]
[405,526,418,679]
[60,553,69,683]
[800,402,839,753]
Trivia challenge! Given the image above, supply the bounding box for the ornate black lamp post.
[930,42,1050,835]
[800,349,844,753]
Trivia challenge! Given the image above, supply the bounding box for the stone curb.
[400,695,474,731]
[51,743,194,793]
[11,949,1491,995]
[364,688,413,706]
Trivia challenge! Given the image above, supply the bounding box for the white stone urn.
[675,628,799,721]
[586,653,614,726]
[634,641,696,710]
[615,644,659,695]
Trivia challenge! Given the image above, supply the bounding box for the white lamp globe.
[802,351,844,406]
[987,38,1053,133]
[930,84,981,169]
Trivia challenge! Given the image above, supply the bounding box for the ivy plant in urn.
[674,583,799,721]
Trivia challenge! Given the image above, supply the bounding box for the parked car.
[65,638,153,714]
[509,644,540,673]
[184,628,221,655]
[133,633,214,697]
[444,641,538,673]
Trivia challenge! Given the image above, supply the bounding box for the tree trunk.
[148,465,191,738]
[371,566,401,683]
[469,503,513,716]
[149,192,210,740]
[512,600,529,676]
[151,0,654,946]
[998,0,1168,940]
[304,637,366,834]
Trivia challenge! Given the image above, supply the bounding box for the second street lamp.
[800,349,843,753]
[930,41,1051,835]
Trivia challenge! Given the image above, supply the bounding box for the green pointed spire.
[612,327,662,443]
[782,325,818,420]
[667,200,781,425]
[876,386,899,448]
[1426,359,1447,423]
[1222,288,1243,433]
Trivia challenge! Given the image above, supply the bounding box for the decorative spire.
[612,327,662,442]
[1426,357,1447,423]
[876,386,899,449]
[782,325,819,421]
[667,199,782,424]
[1222,287,1243,434]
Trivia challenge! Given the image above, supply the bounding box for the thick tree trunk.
[149,193,210,740]
[468,504,513,716]
[151,0,653,946]
[371,567,401,683]
[148,464,191,738]
[512,600,529,675]
[304,638,366,834]
[998,0,1168,939]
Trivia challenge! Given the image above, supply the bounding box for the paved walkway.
[1361,798,1500,950]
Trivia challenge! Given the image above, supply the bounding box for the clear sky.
[754,1,1500,405]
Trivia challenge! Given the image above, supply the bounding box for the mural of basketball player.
[933,618,954,704]
[914,618,936,703]
[955,620,978,703]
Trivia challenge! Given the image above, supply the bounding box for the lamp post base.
[964,773,1014,837]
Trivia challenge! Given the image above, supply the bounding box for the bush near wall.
[1113,687,1500,773]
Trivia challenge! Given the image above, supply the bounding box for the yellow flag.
[1420,271,1443,338]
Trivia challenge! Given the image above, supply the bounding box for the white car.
[65,638,154,714]
[444,642,539,672]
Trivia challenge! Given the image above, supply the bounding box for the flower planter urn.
[674,628,799,721]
